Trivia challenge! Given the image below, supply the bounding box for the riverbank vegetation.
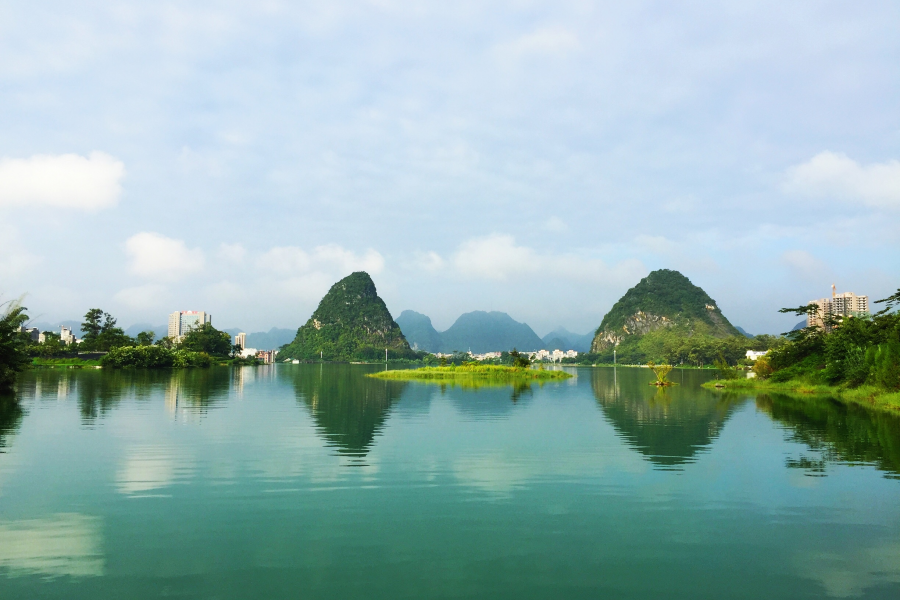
[704,287,900,412]
[368,364,573,382]
[1,299,30,392]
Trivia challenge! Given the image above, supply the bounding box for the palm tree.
[0,299,30,392]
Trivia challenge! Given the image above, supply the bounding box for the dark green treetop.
[179,322,234,357]
[279,272,412,361]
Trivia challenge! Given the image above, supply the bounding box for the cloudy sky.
[1,1,898,336]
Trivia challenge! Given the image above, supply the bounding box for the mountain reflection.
[756,393,900,478]
[283,365,407,460]
[591,368,744,468]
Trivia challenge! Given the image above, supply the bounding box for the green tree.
[179,322,233,357]
[509,348,531,368]
[0,300,31,392]
[81,308,104,346]
[81,308,132,351]
[136,331,156,346]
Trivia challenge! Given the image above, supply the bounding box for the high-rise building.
[60,326,76,345]
[807,287,869,331]
[168,311,212,341]
[235,332,246,349]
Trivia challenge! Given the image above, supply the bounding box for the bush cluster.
[101,346,212,369]
[766,292,900,390]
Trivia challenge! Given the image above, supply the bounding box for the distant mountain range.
[222,328,296,350]
[396,310,590,354]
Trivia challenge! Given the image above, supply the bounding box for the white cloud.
[544,216,568,232]
[783,152,900,209]
[780,249,828,282]
[218,243,246,263]
[494,27,580,60]
[0,152,124,210]
[0,224,41,278]
[450,233,644,284]
[257,244,384,276]
[125,232,205,281]
[113,284,170,311]
[411,251,445,272]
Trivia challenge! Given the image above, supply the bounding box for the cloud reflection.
[0,513,103,577]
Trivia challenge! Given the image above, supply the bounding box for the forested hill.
[279,272,413,361]
[395,310,442,352]
[592,269,740,352]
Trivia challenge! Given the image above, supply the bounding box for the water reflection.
[283,365,407,460]
[0,395,23,452]
[592,367,744,469]
[756,393,900,478]
[0,513,104,577]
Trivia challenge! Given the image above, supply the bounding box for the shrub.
[101,346,212,369]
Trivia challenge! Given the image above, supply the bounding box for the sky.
[1,1,899,337]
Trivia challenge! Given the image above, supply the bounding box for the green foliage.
[766,293,900,392]
[0,299,31,391]
[101,346,213,369]
[80,308,133,351]
[136,331,156,346]
[368,364,572,381]
[179,322,233,357]
[596,269,740,337]
[509,348,531,368]
[713,357,741,380]
[280,272,413,362]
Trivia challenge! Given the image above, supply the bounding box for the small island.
[368,364,573,382]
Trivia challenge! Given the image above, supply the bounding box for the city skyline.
[1,2,898,335]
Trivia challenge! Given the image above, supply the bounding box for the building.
[60,326,76,345]
[235,332,246,350]
[168,311,212,341]
[807,286,869,331]
[20,327,40,342]
[746,350,768,361]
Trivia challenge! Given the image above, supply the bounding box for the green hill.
[591,269,740,353]
[395,310,443,352]
[279,272,413,361]
[440,311,543,354]
[396,310,544,354]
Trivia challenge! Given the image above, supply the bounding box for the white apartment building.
[168,311,212,341]
[807,288,869,331]
[60,326,76,345]
[235,332,246,350]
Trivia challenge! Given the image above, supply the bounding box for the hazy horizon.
[2,2,898,336]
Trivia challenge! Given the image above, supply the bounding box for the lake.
[2,365,899,599]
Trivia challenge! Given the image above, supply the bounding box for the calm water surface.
[1,365,899,599]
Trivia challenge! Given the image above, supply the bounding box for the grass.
[702,377,900,413]
[31,357,102,368]
[367,364,573,382]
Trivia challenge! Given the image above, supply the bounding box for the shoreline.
[702,378,900,413]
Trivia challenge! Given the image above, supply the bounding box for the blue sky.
[1,1,898,336]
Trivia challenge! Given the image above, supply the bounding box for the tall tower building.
[807,287,869,331]
[168,311,212,341]
[235,332,246,350]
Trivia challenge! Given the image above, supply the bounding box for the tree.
[81,309,132,351]
[136,331,156,346]
[179,322,233,357]
[81,308,104,345]
[509,348,530,368]
[1,299,31,392]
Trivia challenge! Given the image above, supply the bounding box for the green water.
[1,365,899,599]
